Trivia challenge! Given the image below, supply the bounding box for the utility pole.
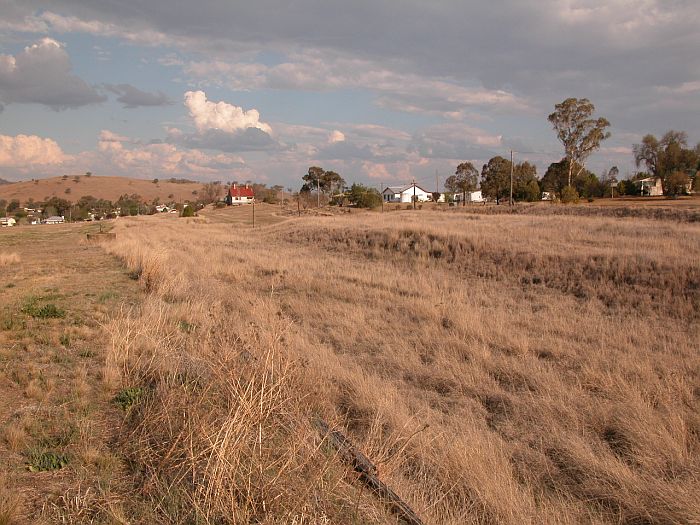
[317,175,320,208]
[252,198,255,228]
[510,149,514,206]
[413,178,416,210]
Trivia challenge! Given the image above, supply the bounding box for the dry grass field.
[0,175,205,204]
[0,222,142,523]
[87,206,699,524]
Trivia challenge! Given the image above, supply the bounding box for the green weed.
[27,450,69,472]
[21,297,64,319]
[114,387,144,410]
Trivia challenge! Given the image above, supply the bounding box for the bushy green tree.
[347,184,382,208]
[41,197,71,216]
[446,162,478,205]
[480,156,510,204]
[513,161,540,201]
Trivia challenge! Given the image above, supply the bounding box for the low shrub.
[27,450,69,472]
[22,300,65,319]
[561,186,579,203]
[114,387,144,410]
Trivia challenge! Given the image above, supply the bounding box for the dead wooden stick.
[315,418,425,525]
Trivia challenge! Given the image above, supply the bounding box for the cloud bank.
[0,133,71,168]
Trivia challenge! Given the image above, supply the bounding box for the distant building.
[382,184,432,203]
[44,216,65,224]
[453,190,485,203]
[0,217,16,227]
[634,175,694,196]
[636,177,664,196]
[225,183,255,205]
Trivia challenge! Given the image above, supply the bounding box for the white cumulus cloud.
[184,90,272,134]
[329,130,345,143]
[0,134,71,168]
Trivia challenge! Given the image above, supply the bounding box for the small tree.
[548,97,610,188]
[480,156,511,204]
[446,162,479,206]
[181,205,195,217]
[347,184,382,208]
[302,166,325,193]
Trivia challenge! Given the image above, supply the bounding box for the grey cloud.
[0,37,105,109]
[315,141,379,161]
[104,83,172,108]
[168,127,281,153]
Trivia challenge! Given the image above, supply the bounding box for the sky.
[0,1,698,190]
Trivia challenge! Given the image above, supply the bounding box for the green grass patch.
[114,387,144,410]
[21,297,65,319]
[27,450,69,472]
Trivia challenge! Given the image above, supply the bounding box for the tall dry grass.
[103,210,699,524]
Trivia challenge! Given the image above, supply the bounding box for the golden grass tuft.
[2,421,27,453]
[0,252,20,267]
[98,210,700,523]
[0,474,23,525]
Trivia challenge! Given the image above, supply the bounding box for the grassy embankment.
[95,204,699,523]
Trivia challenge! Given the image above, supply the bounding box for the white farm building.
[453,190,485,203]
[382,184,433,203]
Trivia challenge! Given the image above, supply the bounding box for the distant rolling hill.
[0,175,209,204]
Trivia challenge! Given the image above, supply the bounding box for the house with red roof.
[225,183,255,205]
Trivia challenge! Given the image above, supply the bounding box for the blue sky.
[1,1,699,189]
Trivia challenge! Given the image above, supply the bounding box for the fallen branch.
[315,418,425,525]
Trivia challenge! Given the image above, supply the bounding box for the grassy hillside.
[0,175,205,204]
[89,208,698,523]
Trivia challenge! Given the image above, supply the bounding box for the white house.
[453,190,485,203]
[0,217,16,227]
[636,177,664,196]
[225,183,255,205]
[382,184,432,203]
[44,216,65,224]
